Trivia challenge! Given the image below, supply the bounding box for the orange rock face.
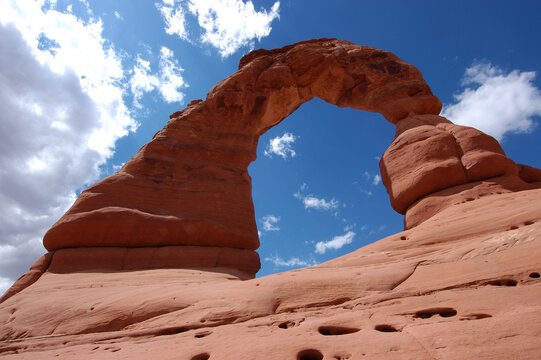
[1,39,541,359]
[379,114,538,228]
[41,39,442,276]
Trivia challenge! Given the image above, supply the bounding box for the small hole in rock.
[297,349,323,360]
[318,326,360,335]
[414,307,457,319]
[374,324,399,332]
[191,353,210,360]
[524,221,534,226]
[466,197,474,202]
[194,331,211,338]
[278,321,294,329]
[529,272,540,279]
[460,313,492,320]
[400,236,407,240]
[439,309,458,317]
[509,226,519,230]
[487,279,517,287]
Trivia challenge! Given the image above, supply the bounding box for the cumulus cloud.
[294,185,338,211]
[130,56,160,108]
[442,61,541,140]
[260,214,280,232]
[264,132,297,159]
[156,0,188,39]
[158,46,186,103]
[315,231,355,254]
[301,196,339,211]
[129,47,187,107]
[264,255,317,268]
[188,0,280,57]
[156,0,280,57]
[0,1,137,293]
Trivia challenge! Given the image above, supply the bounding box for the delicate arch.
[43,39,534,277]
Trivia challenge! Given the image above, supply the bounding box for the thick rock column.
[380,114,541,228]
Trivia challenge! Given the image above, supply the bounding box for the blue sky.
[1,0,541,290]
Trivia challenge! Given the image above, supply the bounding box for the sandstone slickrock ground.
[1,39,540,359]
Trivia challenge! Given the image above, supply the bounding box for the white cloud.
[156,0,280,57]
[0,276,14,295]
[158,46,186,103]
[0,1,137,289]
[112,162,125,172]
[130,56,160,108]
[364,171,381,186]
[294,184,339,211]
[264,255,317,268]
[156,0,188,39]
[188,0,280,57]
[264,132,297,159]
[113,11,122,20]
[315,231,355,254]
[129,47,187,107]
[260,214,280,232]
[301,196,339,211]
[442,61,541,140]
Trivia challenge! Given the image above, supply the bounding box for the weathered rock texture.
[40,38,443,277]
[1,39,541,359]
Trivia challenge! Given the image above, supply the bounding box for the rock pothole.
[191,353,210,360]
[529,272,540,279]
[194,330,212,339]
[374,324,400,332]
[297,349,323,360]
[318,326,360,336]
[486,279,517,287]
[460,313,492,321]
[414,307,457,319]
[278,321,295,329]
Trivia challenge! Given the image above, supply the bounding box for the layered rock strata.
[1,39,541,359]
[1,189,540,359]
[41,38,443,276]
[380,114,541,228]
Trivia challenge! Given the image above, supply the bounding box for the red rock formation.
[40,39,442,277]
[1,190,540,359]
[379,114,539,228]
[1,39,541,359]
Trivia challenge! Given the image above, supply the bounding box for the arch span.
[42,39,538,277]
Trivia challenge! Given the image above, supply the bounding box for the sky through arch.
[250,98,402,276]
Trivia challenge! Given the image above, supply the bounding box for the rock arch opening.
[250,98,400,275]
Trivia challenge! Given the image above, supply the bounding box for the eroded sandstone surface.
[1,39,541,359]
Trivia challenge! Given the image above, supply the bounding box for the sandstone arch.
[41,39,540,277]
